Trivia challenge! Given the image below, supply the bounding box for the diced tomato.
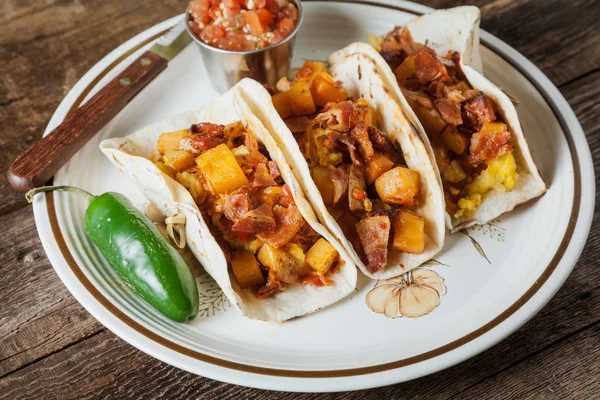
[237,232,250,242]
[208,7,221,20]
[256,9,274,27]
[189,0,211,24]
[213,26,226,38]
[277,17,295,32]
[244,11,264,35]
[254,0,267,8]
[282,184,295,205]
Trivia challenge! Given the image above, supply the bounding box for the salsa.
[188,0,299,51]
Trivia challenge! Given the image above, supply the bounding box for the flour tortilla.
[236,68,445,280]
[100,82,356,322]
[328,6,547,231]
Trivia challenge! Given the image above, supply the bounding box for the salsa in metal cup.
[188,0,300,51]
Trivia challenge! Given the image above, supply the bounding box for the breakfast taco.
[100,81,356,322]
[236,60,446,280]
[329,6,546,230]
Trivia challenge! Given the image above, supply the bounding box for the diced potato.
[305,238,339,275]
[157,130,188,155]
[256,186,283,207]
[394,55,416,83]
[231,250,265,289]
[196,144,249,195]
[393,209,425,254]
[442,160,467,184]
[312,166,335,205]
[163,150,196,172]
[365,152,395,185]
[481,121,508,136]
[297,60,327,84]
[272,91,293,119]
[176,171,207,204]
[155,161,176,179]
[244,238,264,254]
[311,72,347,107]
[407,99,446,136]
[284,243,310,275]
[289,80,316,116]
[375,166,420,207]
[257,244,301,284]
[440,126,469,155]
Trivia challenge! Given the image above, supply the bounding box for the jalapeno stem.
[25,185,95,203]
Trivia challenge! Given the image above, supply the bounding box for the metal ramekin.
[185,1,303,93]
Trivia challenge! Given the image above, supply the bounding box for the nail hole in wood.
[119,78,131,86]
[141,57,152,66]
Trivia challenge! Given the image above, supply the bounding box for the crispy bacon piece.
[463,92,496,128]
[244,131,269,163]
[380,50,406,71]
[254,274,287,299]
[356,215,391,273]
[293,222,322,250]
[252,163,277,188]
[267,161,280,179]
[414,49,449,85]
[351,121,375,162]
[278,184,295,207]
[330,166,349,205]
[231,203,276,233]
[468,123,512,165]
[450,51,467,81]
[190,123,225,151]
[223,187,258,222]
[368,126,403,164]
[337,135,362,166]
[315,101,354,132]
[258,205,304,248]
[284,116,311,134]
[348,165,367,212]
[434,99,463,125]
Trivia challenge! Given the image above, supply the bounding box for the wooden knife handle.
[7,50,168,192]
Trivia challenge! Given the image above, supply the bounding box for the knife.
[8,19,192,192]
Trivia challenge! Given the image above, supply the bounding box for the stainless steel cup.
[185,1,303,93]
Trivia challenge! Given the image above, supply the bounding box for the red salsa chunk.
[188,0,299,51]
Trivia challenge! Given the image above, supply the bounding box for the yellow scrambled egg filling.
[454,152,519,218]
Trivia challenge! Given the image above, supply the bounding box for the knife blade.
[8,18,192,192]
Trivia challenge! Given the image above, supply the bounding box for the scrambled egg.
[454,152,519,218]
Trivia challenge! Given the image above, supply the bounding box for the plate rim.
[30,0,595,391]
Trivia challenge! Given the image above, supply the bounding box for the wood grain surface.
[1,0,598,398]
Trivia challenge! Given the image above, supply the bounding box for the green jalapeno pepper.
[26,186,199,322]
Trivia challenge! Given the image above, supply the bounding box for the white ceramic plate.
[31,0,594,392]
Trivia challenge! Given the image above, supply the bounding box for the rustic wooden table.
[1,0,599,398]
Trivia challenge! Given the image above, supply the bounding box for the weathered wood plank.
[0,0,188,216]
[0,206,104,377]
[451,322,600,400]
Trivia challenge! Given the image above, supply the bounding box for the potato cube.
[289,80,316,116]
[157,130,188,155]
[155,161,176,179]
[196,144,249,195]
[407,99,446,136]
[231,250,265,289]
[311,72,347,107]
[432,143,450,174]
[440,126,469,155]
[297,60,327,84]
[176,171,207,204]
[163,150,196,172]
[312,166,335,205]
[305,238,339,275]
[375,166,420,207]
[257,244,301,284]
[442,160,467,184]
[394,55,416,83]
[272,91,293,119]
[393,209,425,254]
[365,152,395,185]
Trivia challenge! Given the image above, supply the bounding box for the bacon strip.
[190,123,225,151]
[463,92,496,128]
[231,203,276,233]
[414,49,449,85]
[348,165,367,212]
[314,101,354,132]
[434,98,463,125]
[330,166,349,205]
[252,163,277,188]
[258,205,304,248]
[468,123,512,165]
[351,120,374,162]
[356,215,391,273]
[223,187,258,222]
